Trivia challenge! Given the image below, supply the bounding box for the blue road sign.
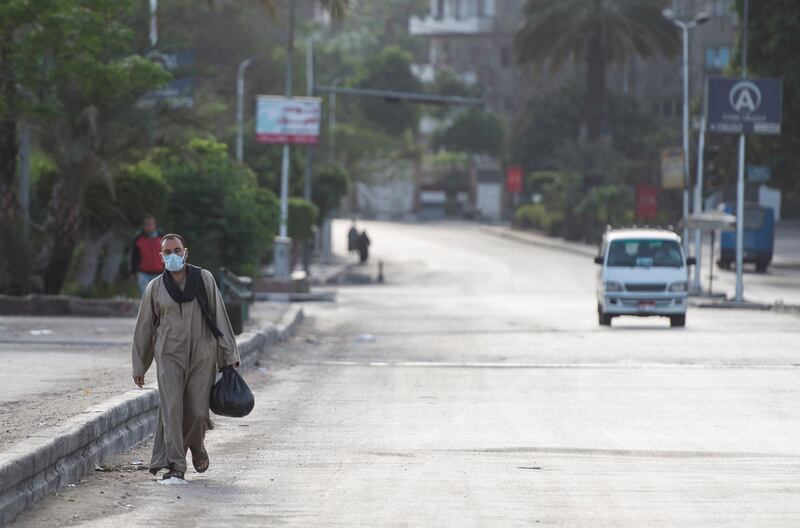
[706,76,782,135]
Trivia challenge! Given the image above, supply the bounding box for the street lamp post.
[662,9,710,261]
[236,57,256,162]
[273,0,296,279]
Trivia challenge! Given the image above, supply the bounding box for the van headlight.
[604,281,623,292]
[669,281,688,292]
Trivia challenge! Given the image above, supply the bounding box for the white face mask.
[163,253,185,272]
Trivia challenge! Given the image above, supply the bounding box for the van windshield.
[606,239,683,268]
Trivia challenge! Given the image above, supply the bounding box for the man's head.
[142,215,157,235]
[160,234,188,271]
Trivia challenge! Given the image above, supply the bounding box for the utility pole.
[662,9,710,252]
[692,115,706,292]
[734,0,749,303]
[236,57,255,162]
[273,0,295,279]
[149,0,158,47]
[303,38,315,273]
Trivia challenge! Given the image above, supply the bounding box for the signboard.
[635,184,659,219]
[138,50,195,109]
[505,166,523,193]
[256,96,322,145]
[660,147,684,190]
[706,76,783,135]
[747,164,772,183]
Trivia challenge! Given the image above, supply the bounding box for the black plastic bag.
[210,366,255,417]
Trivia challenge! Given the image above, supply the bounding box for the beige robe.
[132,268,240,474]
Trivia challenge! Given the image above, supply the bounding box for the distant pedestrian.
[348,221,359,253]
[357,230,370,263]
[130,215,165,295]
[132,233,240,482]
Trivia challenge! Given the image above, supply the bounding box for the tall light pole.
[734,0,750,303]
[236,57,256,162]
[328,76,344,161]
[662,8,710,254]
[149,0,158,47]
[273,0,296,279]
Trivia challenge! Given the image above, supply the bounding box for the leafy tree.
[0,1,168,293]
[510,83,675,174]
[730,0,800,199]
[514,0,679,140]
[154,137,279,275]
[312,163,349,220]
[350,46,422,135]
[288,198,319,241]
[432,110,507,159]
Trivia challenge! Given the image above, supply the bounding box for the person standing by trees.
[132,234,240,482]
[130,215,165,295]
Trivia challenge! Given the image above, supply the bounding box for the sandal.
[191,447,210,473]
[162,469,185,480]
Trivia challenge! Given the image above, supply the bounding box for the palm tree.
[514,0,679,140]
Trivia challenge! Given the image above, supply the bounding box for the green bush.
[115,160,170,226]
[312,164,349,221]
[288,198,319,241]
[154,137,279,275]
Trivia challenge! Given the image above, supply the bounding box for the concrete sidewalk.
[0,301,290,451]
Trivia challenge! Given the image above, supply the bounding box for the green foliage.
[513,203,563,235]
[350,46,422,135]
[575,183,634,241]
[114,161,170,226]
[730,0,800,199]
[82,160,170,232]
[516,170,633,242]
[511,84,675,174]
[312,164,350,220]
[154,137,279,275]
[288,198,319,241]
[432,110,507,159]
[514,0,678,138]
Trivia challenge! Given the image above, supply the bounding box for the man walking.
[132,233,240,482]
[131,215,165,295]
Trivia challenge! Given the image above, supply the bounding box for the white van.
[595,227,695,327]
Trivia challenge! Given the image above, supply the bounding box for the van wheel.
[598,305,612,326]
[670,314,686,328]
[718,259,731,270]
[755,262,768,273]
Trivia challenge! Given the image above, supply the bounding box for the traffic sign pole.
[735,0,749,303]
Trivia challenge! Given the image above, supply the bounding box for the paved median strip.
[0,305,304,527]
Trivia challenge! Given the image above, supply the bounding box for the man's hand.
[133,375,145,388]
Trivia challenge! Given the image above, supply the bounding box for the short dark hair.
[160,233,186,249]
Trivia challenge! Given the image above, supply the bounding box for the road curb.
[478,225,596,258]
[0,304,304,526]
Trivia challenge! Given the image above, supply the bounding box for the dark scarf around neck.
[162,264,224,338]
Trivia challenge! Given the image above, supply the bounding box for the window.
[435,0,445,19]
[705,46,731,71]
[607,239,684,268]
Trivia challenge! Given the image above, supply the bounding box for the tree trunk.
[75,229,114,292]
[0,34,18,228]
[584,31,606,141]
[37,164,89,294]
[100,232,126,284]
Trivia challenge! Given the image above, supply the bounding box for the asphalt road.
[12,221,800,527]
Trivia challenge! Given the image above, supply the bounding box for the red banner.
[635,184,659,219]
[506,166,523,194]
